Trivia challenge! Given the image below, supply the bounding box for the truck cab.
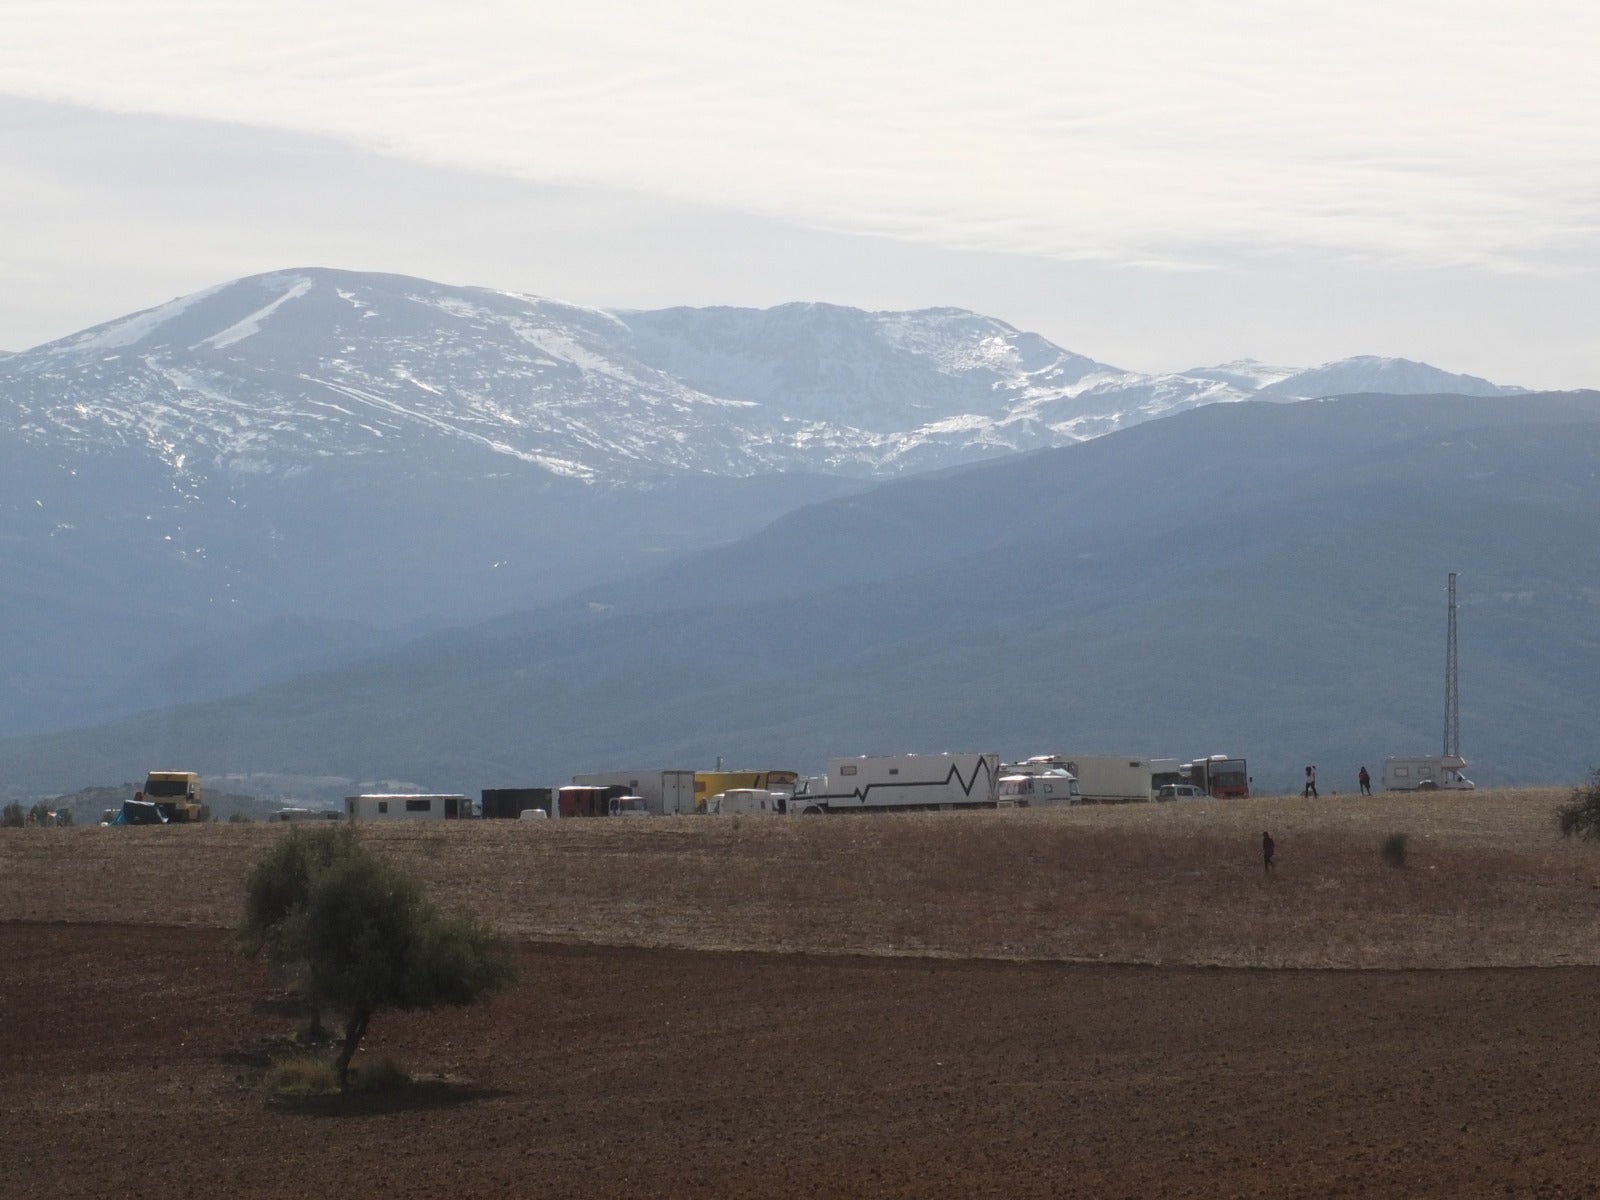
[607,795,651,817]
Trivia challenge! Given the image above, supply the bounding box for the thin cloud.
[3,1,1597,273]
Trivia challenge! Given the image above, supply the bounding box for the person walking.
[1262,830,1276,872]
[1358,765,1371,796]
[1304,765,1319,799]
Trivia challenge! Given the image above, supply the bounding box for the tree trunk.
[335,1008,371,1090]
[300,991,329,1044]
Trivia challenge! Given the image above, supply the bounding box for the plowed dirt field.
[7,923,1600,1198]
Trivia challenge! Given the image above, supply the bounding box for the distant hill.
[3,390,1594,798]
[1260,356,1519,399]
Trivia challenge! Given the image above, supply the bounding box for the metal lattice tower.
[1443,572,1460,760]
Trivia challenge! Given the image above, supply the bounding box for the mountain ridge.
[3,390,1595,799]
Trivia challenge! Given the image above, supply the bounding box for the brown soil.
[8,922,1600,1199]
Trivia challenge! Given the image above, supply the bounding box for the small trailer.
[345,793,474,820]
[1382,756,1475,792]
[571,770,697,816]
[788,753,1000,815]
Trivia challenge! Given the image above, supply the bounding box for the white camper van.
[996,769,1080,807]
[1382,757,1475,792]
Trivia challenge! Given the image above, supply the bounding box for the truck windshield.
[144,779,191,797]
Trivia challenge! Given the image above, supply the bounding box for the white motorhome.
[570,770,697,816]
[1382,756,1475,792]
[996,769,1080,807]
[345,794,474,820]
[789,753,1000,815]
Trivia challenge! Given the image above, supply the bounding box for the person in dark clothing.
[1304,765,1318,798]
[1358,766,1372,796]
[1262,830,1276,872]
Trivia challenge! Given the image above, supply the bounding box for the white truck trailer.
[570,769,698,816]
[1382,756,1475,792]
[789,753,1000,815]
[1061,756,1162,804]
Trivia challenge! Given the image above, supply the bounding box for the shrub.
[2,802,25,827]
[1381,832,1409,869]
[1556,769,1600,841]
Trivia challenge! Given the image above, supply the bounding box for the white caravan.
[345,793,474,820]
[789,753,1000,815]
[1382,756,1476,792]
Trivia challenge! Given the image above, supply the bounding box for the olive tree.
[1557,769,1600,841]
[241,824,362,1040]
[241,826,516,1086]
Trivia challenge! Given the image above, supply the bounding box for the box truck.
[571,770,697,816]
[1060,756,1161,804]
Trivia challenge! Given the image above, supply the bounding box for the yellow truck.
[132,771,203,823]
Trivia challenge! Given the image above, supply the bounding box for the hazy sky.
[4,1,1598,386]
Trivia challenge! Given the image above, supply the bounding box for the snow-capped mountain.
[0,267,1536,736]
[1,267,1525,488]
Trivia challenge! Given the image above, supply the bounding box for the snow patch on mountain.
[200,277,314,350]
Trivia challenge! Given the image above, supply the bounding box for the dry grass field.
[7,786,1600,1198]
[2,787,1593,968]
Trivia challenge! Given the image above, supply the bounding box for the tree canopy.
[241,825,516,1087]
[1557,769,1600,841]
